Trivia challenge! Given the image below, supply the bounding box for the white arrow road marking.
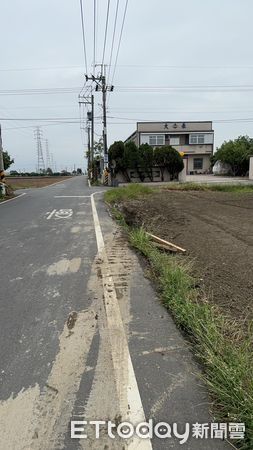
[47,209,73,219]
[90,192,153,449]
[54,209,73,219]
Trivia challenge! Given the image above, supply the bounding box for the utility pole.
[91,94,94,167]
[101,75,108,165]
[87,122,91,168]
[0,125,5,183]
[86,66,113,171]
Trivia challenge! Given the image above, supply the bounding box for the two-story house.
[125,121,214,175]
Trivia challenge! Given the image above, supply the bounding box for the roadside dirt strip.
[90,193,152,450]
[121,189,253,325]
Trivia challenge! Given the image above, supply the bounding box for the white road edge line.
[0,192,26,205]
[90,192,153,450]
[39,177,76,189]
[54,195,91,198]
[47,209,57,220]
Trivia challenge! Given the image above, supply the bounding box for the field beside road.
[119,186,253,324]
[6,176,72,190]
[105,183,253,449]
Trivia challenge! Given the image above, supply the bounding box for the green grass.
[104,183,154,203]
[129,228,253,449]
[163,182,253,193]
[105,183,253,205]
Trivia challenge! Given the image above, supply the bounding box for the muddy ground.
[120,190,253,323]
[6,176,72,190]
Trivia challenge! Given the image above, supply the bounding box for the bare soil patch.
[6,176,72,190]
[121,190,253,323]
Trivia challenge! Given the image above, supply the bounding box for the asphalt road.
[0,176,231,450]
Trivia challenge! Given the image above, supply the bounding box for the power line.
[0,65,84,72]
[109,108,253,114]
[115,84,253,93]
[0,87,81,96]
[109,0,129,86]
[79,0,88,73]
[95,0,99,69]
[96,115,253,124]
[0,117,81,121]
[3,63,253,72]
[93,0,97,72]
[102,0,111,67]
[107,0,120,82]
[4,122,82,131]
[102,119,253,125]
[2,83,253,97]
[110,64,253,70]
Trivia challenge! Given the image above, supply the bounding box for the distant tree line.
[8,169,82,177]
[3,150,83,177]
[108,141,184,182]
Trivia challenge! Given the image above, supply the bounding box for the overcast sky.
[1,0,253,172]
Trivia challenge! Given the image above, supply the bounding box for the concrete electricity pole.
[86,66,113,170]
[91,94,94,167]
[101,74,108,165]
[0,125,5,183]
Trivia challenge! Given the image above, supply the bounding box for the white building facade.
[125,121,214,175]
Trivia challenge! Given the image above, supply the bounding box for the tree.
[139,144,154,181]
[94,139,103,159]
[153,147,168,181]
[46,167,53,175]
[154,146,183,180]
[109,141,130,181]
[124,141,145,181]
[125,141,155,182]
[164,146,184,180]
[3,151,14,170]
[213,136,253,176]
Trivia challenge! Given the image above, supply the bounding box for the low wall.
[249,157,253,180]
[112,164,186,183]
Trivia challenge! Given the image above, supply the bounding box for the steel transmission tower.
[50,153,55,172]
[45,139,51,171]
[34,127,45,173]
[0,125,5,183]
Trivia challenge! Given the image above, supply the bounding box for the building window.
[170,137,180,146]
[140,134,165,146]
[193,158,203,170]
[149,135,165,146]
[189,134,214,144]
[189,134,205,145]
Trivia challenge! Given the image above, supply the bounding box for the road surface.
[0,176,230,449]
